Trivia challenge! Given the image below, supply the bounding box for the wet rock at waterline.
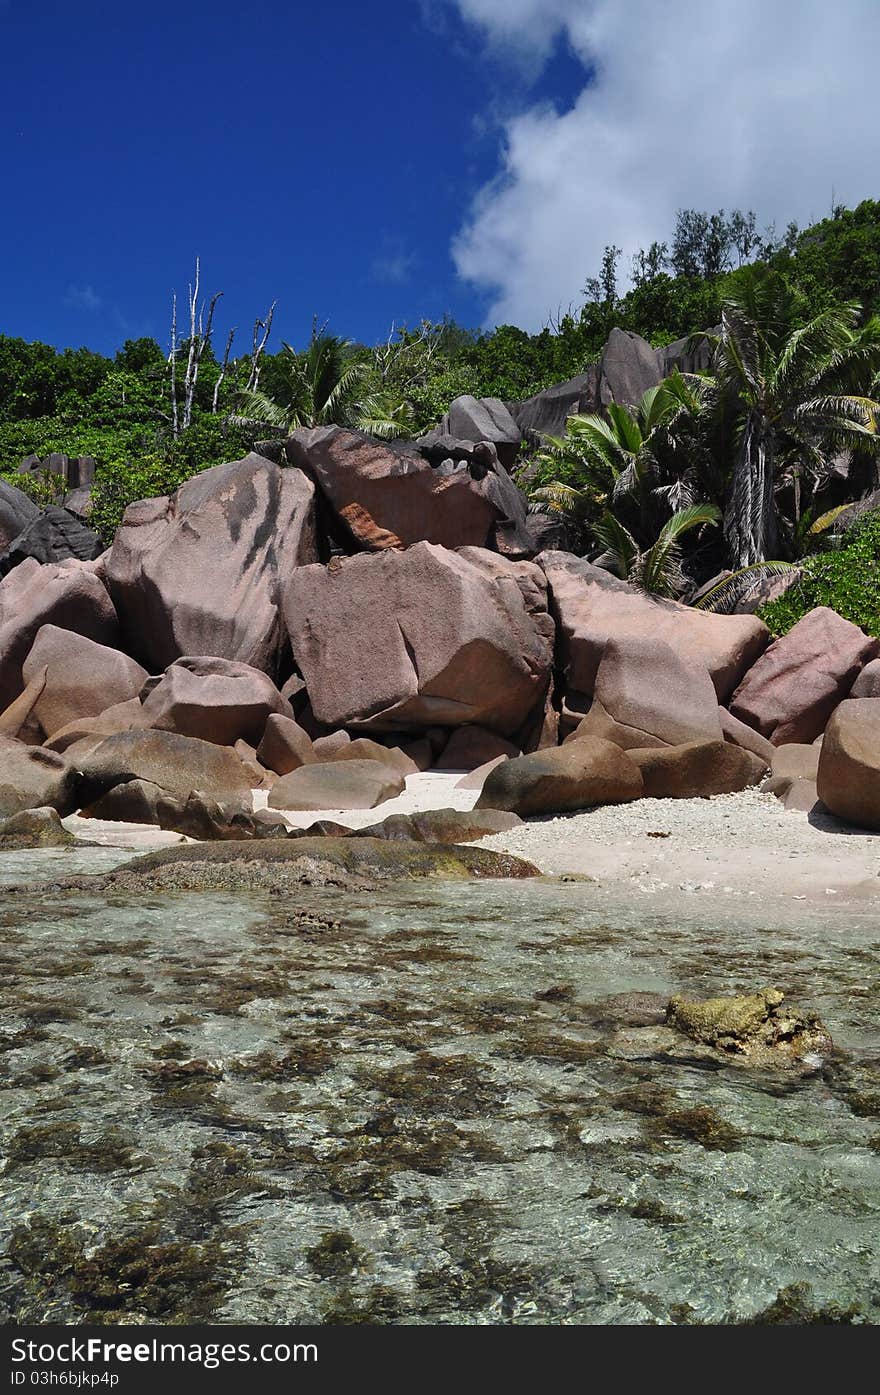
[82,781,288,841]
[665,989,832,1066]
[0,805,76,848]
[55,837,542,893]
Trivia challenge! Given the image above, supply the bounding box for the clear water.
[1,847,878,1325]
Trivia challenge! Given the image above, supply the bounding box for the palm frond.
[639,504,721,597]
[590,511,639,579]
[691,561,797,613]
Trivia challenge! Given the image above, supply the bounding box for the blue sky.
[2,1,878,357]
[0,0,582,356]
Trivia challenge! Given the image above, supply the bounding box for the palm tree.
[591,502,722,599]
[528,370,715,549]
[708,268,880,567]
[235,328,413,439]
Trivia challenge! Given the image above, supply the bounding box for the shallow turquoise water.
[1,848,878,1325]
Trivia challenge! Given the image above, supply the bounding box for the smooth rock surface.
[628,740,767,799]
[268,759,406,812]
[22,625,147,738]
[139,656,292,747]
[0,558,119,709]
[75,729,254,807]
[475,738,643,816]
[816,698,880,831]
[730,607,879,746]
[539,551,768,705]
[104,453,318,675]
[284,542,554,734]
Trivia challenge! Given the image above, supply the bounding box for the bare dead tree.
[212,327,236,414]
[245,301,276,392]
[169,292,179,438]
[181,257,223,430]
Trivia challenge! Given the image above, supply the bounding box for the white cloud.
[63,284,103,312]
[448,0,880,328]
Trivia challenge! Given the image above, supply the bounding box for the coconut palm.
[708,268,880,567]
[235,328,412,439]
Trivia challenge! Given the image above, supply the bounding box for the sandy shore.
[480,786,880,906]
[61,773,880,906]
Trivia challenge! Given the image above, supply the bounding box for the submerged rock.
[666,989,832,1065]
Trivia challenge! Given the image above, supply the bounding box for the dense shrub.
[759,510,880,638]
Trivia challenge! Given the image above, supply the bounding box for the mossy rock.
[0,807,76,849]
[56,836,540,893]
[666,988,832,1063]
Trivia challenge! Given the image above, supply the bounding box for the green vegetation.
[530,262,880,597]
[1,199,879,568]
[759,508,880,637]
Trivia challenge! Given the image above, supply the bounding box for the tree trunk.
[724,411,776,566]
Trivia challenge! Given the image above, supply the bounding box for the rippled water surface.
[1,846,878,1325]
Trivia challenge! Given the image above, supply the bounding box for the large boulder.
[0,738,80,817]
[538,551,769,705]
[433,724,520,771]
[75,729,254,807]
[597,328,662,408]
[283,542,555,735]
[103,453,318,676]
[82,781,287,841]
[0,506,103,577]
[655,331,716,378]
[416,434,533,558]
[267,759,406,811]
[511,371,594,441]
[0,558,119,710]
[442,395,521,467]
[139,656,292,746]
[0,666,47,741]
[285,426,500,552]
[256,714,316,775]
[22,625,147,738]
[851,658,880,698]
[628,741,766,799]
[729,607,879,745]
[816,698,880,830]
[0,481,39,551]
[350,807,521,843]
[566,636,723,750]
[719,708,776,764]
[475,738,643,816]
[44,699,148,755]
